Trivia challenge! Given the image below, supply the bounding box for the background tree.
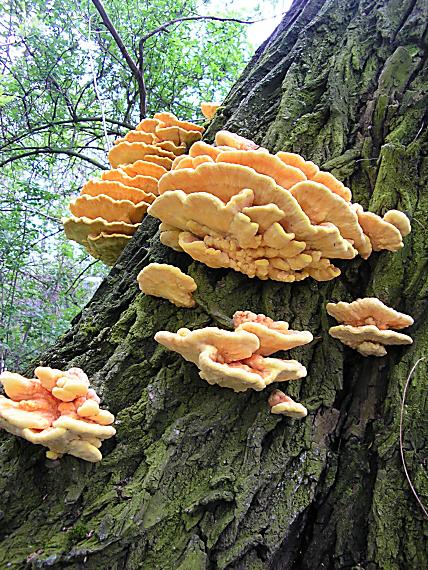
[1,0,427,568]
[0,0,256,368]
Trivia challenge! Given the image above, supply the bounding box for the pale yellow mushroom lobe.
[327,298,413,356]
[137,263,197,308]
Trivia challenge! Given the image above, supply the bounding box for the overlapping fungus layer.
[0,366,115,462]
[63,113,204,265]
[155,310,311,417]
[147,130,411,282]
[327,298,414,356]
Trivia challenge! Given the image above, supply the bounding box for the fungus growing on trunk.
[63,112,204,265]
[0,367,115,462]
[326,298,414,329]
[327,298,413,356]
[201,102,221,119]
[155,312,311,396]
[352,204,410,252]
[147,133,411,282]
[155,327,307,392]
[232,311,313,355]
[215,130,260,150]
[137,263,197,308]
[268,389,308,418]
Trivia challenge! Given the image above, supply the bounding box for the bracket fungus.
[154,311,310,400]
[137,263,197,308]
[147,131,411,282]
[352,204,411,252]
[0,367,115,462]
[201,102,221,120]
[63,112,204,265]
[233,311,313,355]
[327,298,413,356]
[268,389,308,418]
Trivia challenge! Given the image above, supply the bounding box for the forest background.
[0,0,286,371]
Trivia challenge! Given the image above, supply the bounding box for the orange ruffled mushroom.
[155,326,307,392]
[328,325,413,356]
[0,367,115,462]
[64,111,204,265]
[150,162,358,281]
[352,204,410,252]
[147,133,411,281]
[327,298,413,356]
[137,263,197,308]
[215,130,260,150]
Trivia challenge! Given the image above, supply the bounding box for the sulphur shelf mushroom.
[154,311,311,400]
[0,367,115,462]
[268,389,308,419]
[326,298,413,356]
[147,130,411,282]
[201,102,221,120]
[63,112,204,265]
[137,263,197,308]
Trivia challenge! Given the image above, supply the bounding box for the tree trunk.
[1,0,427,568]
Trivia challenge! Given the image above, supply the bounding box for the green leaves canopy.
[0,0,256,369]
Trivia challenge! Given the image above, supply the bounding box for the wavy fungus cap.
[268,389,308,419]
[137,263,197,308]
[0,367,115,462]
[326,298,414,330]
[328,324,413,356]
[352,204,410,252]
[154,326,307,392]
[86,233,132,266]
[215,130,260,150]
[201,102,221,119]
[233,311,313,356]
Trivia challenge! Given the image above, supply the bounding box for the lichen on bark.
[1,0,427,568]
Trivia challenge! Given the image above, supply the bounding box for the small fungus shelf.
[326,298,414,356]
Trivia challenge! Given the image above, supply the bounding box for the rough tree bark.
[1,0,427,568]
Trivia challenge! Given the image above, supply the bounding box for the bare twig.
[64,259,100,294]
[91,0,147,117]
[13,203,61,223]
[0,147,107,170]
[139,14,264,44]
[0,117,133,150]
[91,0,267,119]
[399,356,428,518]
[18,229,64,257]
[87,13,111,151]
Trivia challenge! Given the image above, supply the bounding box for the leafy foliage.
[0,0,256,370]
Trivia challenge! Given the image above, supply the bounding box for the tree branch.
[90,3,268,120]
[0,148,107,170]
[91,0,147,118]
[0,117,133,150]
[64,259,101,295]
[139,14,262,44]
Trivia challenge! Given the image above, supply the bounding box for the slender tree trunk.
[1,0,427,568]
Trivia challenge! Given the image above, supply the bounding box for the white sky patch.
[201,0,292,50]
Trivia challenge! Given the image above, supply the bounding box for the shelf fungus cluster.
[327,298,414,356]
[63,112,204,265]
[155,311,311,416]
[137,262,197,308]
[0,367,115,462]
[147,130,411,282]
